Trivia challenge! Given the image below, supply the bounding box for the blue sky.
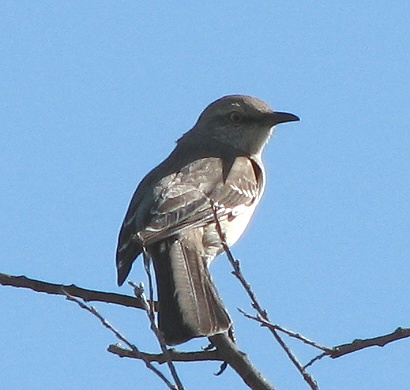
[1,2,409,389]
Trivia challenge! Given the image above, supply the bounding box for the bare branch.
[108,344,223,363]
[209,333,276,390]
[238,309,330,352]
[64,291,177,390]
[0,272,156,310]
[1,271,280,389]
[240,308,410,370]
[303,326,410,369]
[329,327,410,358]
[210,201,319,390]
[129,275,184,390]
[3,266,409,390]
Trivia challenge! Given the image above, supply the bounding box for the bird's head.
[185,95,299,156]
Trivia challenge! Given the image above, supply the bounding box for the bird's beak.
[268,111,300,126]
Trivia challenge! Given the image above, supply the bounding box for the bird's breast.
[221,201,259,247]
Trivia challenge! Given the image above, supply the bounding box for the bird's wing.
[116,150,263,285]
[139,155,262,244]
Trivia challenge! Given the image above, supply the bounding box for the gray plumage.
[116,95,299,345]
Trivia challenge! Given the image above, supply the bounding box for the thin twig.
[129,278,184,390]
[108,343,223,362]
[63,291,177,390]
[329,327,410,358]
[210,201,319,390]
[304,327,410,368]
[209,333,277,390]
[0,272,151,310]
[304,353,327,369]
[238,308,330,352]
[3,270,409,387]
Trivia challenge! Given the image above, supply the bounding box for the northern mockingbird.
[116,95,299,345]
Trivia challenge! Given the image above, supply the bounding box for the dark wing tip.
[116,241,143,286]
[116,254,133,286]
[117,271,127,286]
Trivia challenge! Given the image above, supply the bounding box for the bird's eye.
[229,111,242,123]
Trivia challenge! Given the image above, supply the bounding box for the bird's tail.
[150,237,231,345]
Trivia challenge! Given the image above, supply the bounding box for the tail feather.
[150,237,231,345]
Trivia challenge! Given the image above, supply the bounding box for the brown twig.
[209,333,277,390]
[0,272,152,310]
[238,309,330,352]
[3,269,410,389]
[63,291,177,390]
[328,327,410,358]
[305,327,410,368]
[239,303,410,370]
[210,201,319,390]
[108,344,223,362]
[130,263,185,390]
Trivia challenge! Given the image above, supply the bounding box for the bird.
[116,95,299,345]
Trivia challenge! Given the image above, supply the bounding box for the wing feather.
[139,155,262,244]
[116,138,264,284]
